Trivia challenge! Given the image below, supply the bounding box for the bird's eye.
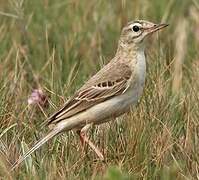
[132,25,140,32]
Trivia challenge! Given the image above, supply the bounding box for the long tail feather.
[11,128,61,171]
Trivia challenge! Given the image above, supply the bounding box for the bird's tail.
[11,128,61,171]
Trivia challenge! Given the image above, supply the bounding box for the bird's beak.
[146,23,169,34]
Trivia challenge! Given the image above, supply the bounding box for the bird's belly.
[81,85,144,125]
[57,80,146,131]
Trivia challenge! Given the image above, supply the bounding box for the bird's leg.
[78,124,91,146]
[77,124,104,161]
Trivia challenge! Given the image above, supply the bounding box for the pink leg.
[77,125,104,161]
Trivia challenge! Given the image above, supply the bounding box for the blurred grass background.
[0,0,199,179]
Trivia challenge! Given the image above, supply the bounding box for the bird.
[11,20,168,170]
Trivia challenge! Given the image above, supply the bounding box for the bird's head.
[120,20,168,48]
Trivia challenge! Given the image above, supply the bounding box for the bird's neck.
[116,40,145,62]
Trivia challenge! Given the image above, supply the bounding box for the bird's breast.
[136,50,146,88]
[126,50,146,103]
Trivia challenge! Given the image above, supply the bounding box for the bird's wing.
[46,61,132,125]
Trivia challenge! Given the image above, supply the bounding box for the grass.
[0,0,199,179]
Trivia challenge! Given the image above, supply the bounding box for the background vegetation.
[0,0,198,179]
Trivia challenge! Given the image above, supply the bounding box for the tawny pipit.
[12,20,168,169]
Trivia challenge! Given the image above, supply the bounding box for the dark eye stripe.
[131,30,143,40]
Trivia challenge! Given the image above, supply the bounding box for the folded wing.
[45,60,132,125]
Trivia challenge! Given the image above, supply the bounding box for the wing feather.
[45,60,132,125]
